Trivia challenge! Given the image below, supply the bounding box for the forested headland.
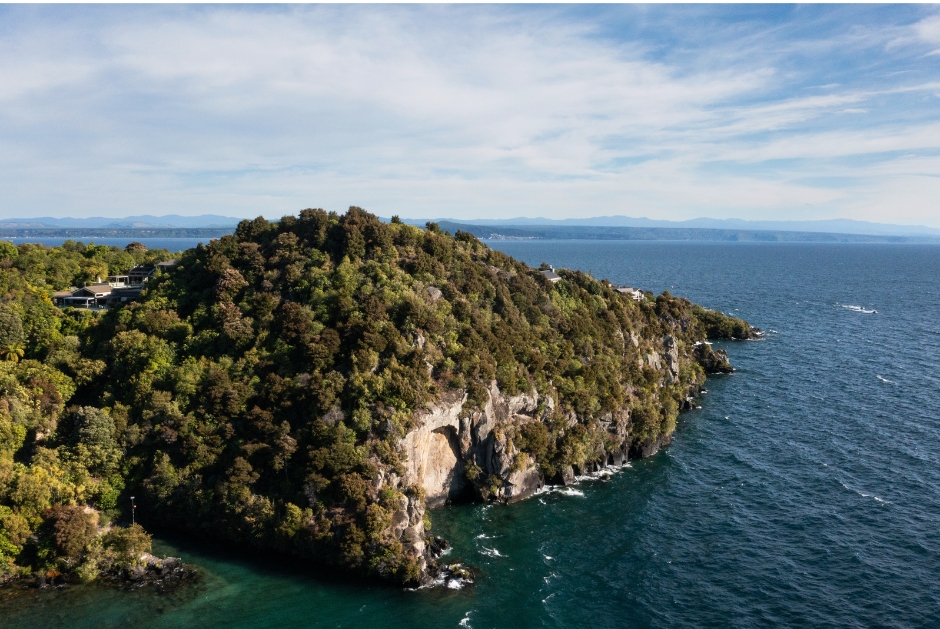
[0,208,757,588]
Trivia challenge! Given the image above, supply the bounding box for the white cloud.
[1,6,939,226]
[913,14,940,44]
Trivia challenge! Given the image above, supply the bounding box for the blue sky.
[2,5,940,226]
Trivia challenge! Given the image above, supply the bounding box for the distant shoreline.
[434,222,940,244]
[0,227,233,239]
[4,224,940,245]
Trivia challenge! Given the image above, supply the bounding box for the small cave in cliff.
[423,426,471,508]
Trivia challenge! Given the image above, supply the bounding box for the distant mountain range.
[421,222,940,244]
[398,216,940,238]
[3,214,940,242]
[0,214,242,229]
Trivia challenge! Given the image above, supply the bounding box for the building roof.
[74,284,114,297]
[540,269,561,282]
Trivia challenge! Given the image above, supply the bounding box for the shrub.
[40,505,97,560]
[103,524,152,566]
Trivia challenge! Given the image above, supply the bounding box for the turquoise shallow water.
[3,241,939,628]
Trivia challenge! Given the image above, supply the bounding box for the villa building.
[539,267,562,283]
[615,286,644,301]
[53,260,177,309]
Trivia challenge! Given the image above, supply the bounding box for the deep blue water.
[3,241,939,628]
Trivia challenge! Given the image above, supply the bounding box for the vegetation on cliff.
[0,209,756,586]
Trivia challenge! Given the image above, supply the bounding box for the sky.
[2,5,940,226]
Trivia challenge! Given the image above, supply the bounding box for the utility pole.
[130,496,136,525]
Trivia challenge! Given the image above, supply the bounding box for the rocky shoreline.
[1,553,201,602]
[381,333,759,585]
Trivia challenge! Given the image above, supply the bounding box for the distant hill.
[392,220,940,244]
[5,213,939,242]
[0,214,242,229]
[395,216,940,238]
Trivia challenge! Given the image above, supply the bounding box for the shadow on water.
[1,524,481,629]
[1,448,680,629]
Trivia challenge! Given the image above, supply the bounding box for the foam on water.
[841,304,878,314]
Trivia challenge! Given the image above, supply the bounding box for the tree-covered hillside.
[0,209,756,586]
[0,240,175,584]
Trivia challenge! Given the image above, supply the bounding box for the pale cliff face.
[382,330,732,583]
[398,385,544,507]
[397,334,695,515]
[400,390,468,508]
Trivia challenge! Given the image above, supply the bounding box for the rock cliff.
[387,331,750,582]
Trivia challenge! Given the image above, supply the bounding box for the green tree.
[0,344,24,363]
[40,505,97,560]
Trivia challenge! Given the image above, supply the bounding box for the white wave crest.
[841,304,877,314]
[842,481,890,504]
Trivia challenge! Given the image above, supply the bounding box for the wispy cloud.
[1,5,939,225]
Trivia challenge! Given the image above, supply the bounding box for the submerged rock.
[98,554,201,593]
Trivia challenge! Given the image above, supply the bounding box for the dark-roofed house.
[52,288,78,305]
[615,286,644,301]
[57,283,144,309]
[58,284,114,309]
[54,261,177,309]
[128,265,155,285]
[540,268,562,283]
[106,261,176,288]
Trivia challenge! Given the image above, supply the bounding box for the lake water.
[3,241,939,628]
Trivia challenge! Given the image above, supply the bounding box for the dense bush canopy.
[0,210,753,585]
[0,240,171,582]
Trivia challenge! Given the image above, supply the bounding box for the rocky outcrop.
[694,343,734,374]
[400,384,544,508]
[392,328,750,584]
[400,390,468,508]
[629,433,672,459]
[502,461,543,503]
[382,385,550,578]
[398,332,729,517]
[644,335,680,384]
